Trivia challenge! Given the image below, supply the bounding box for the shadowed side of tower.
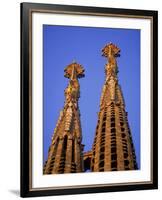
[91,43,138,172]
[43,62,85,174]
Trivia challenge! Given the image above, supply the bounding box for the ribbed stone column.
[64,136,73,173]
[52,138,64,173]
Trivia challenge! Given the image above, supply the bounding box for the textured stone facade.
[43,62,85,174]
[91,43,138,172]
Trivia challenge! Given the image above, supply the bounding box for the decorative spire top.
[64,62,85,80]
[102,42,120,58]
[64,62,85,103]
[102,43,120,77]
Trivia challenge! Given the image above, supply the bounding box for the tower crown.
[64,62,85,103]
[102,43,120,77]
[64,62,85,80]
[102,43,120,58]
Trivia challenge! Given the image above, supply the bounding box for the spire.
[44,62,85,174]
[91,43,137,172]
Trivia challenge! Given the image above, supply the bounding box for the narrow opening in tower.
[111,161,117,168]
[99,160,104,168]
[100,153,105,160]
[103,116,106,121]
[111,147,116,153]
[111,123,115,127]
[111,128,116,133]
[111,154,117,161]
[111,117,115,122]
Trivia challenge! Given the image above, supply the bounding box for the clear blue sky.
[43,25,140,168]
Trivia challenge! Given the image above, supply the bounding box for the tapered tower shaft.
[44,62,85,174]
[91,43,138,172]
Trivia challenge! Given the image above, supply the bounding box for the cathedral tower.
[44,62,85,174]
[91,43,138,172]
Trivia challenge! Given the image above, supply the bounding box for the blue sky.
[43,25,140,168]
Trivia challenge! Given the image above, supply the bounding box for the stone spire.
[91,43,138,172]
[44,62,85,174]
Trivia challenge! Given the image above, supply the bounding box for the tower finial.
[102,43,120,58]
[102,43,120,76]
[64,62,85,103]
[64,62,85,79]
